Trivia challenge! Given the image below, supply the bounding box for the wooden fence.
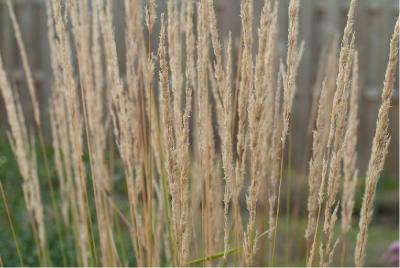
[0,0,398,176]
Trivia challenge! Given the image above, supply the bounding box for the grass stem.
[0,181,24,267]
[271,146,285,266]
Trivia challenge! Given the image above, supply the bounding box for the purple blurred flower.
[382,241,399,267]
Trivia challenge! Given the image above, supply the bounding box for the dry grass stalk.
[320,38,355,268]
[207,0,236,261]
[316,1,358,266]
[307,34,339,138]
[168,1,184,145]
[183,1,197,260]
[96,0,146,265]
[159,15,191,266]
[307,46,328,135]
[354,18,399,267]
[144,2,157,263]
[49,99,71,226]
[185,0,197,90]
[305,1,358,266]
[233,0,253,260]
[124,0,147,181]
[145,0,157,34]
[141,1,167,264]
[305,79,330,266]
[326,0,358,152]
[270,0,303,264]
[340,51,360,260]
[5,0,40,127]
[222,33,234,261]
[208,0,224,123]
[166,4,195,262]
[314,36,340,155]
[68,1,118,265]
[195,0,216,264]
[244,0,276,264]
[259,1,278,211]
[178,87,193,264]
[49,1,92,265]
[302,40,339,251]
[46,0,76,243]
[320,37,356,265]
[0,53,46,261]
[268,64,284,256]
[204,78,217,265]
[7,1,72,264]
[281,0,304,149]
[305,79,328,249]
[236,0,253,200]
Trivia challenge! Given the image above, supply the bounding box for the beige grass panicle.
[259,2,278,209]
[304,37,340,245]
[281,0,304,149]
[185,0,197,91]
[49,1,91,265]
[0,54,46,258]
[68,1,118,265]
[158,14,184,266]
[355,17,399,267]
[6,0,41,127]
[341,51,360,242]
[233,1,253,258]
[320,40,355,268]
[305,80,328,247]
[222,33,234,261]
[207,0,236,260]
[268,63,284,244]
[318,1,358,266]
[244,0,276,264]
[306,1,358,266]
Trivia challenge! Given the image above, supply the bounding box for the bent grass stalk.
[187,228,272,266]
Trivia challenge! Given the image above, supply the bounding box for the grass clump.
[0,0,398,267]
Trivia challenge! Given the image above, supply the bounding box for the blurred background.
[0,0,398,266]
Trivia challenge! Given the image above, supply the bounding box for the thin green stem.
[0,181,24,267]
